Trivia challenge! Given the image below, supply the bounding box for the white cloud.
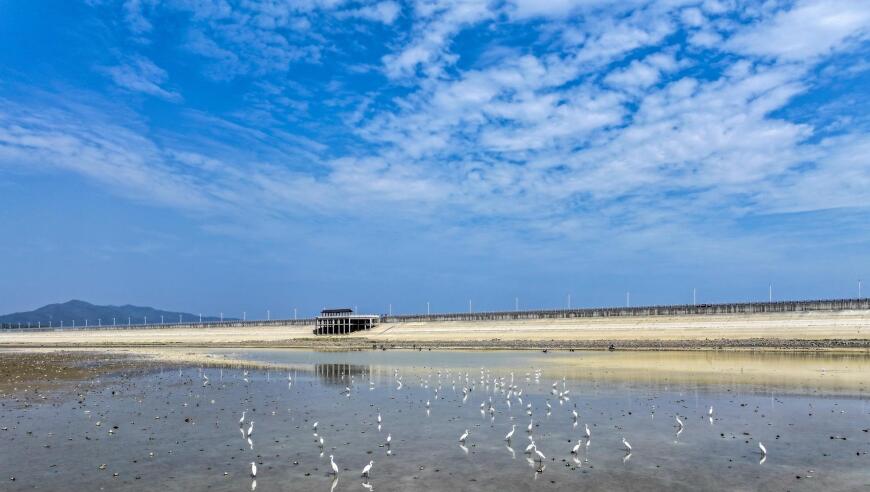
[339,1,401,24]
[382,0,495,79]
[727,0,870,60]
[98,56,182,101]
[680,7,705,27]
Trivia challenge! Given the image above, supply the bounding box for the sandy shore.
[1,310,868,350]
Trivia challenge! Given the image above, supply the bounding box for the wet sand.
[1,310,868,350]
[0,349,867,491]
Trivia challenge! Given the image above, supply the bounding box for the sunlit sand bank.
[1,310,868,350]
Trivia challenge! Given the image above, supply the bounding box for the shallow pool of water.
[0,349,867,491]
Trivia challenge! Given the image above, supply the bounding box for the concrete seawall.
[3,298,868,332]
[382,298,870,323]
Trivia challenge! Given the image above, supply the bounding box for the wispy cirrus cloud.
[97,56,182,101]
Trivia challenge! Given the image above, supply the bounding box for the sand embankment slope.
[0,310,868,349]
[364,310,870,341]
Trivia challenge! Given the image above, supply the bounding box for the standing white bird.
[571,439,581,454]
[758,442,767,456]
[459,429,469,443]
[534,447,546,462]
[527,419,533,433]
[524,440,536,454]
[239,411,246,426]
[312,421,319,432]
[329,455,339,475]
[247,421,254,437]
[250,461,257,478]
[622,437,632,453]
[386,433,392,445]
[505,424,515,441]
[708,405,714,417]
[377,412,382,424]
[584,423,591,439]
[318,436,324,448]
[572,407,579,421]
[675,415,684,428]
[361,460,373,478]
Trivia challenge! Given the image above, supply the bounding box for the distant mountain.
[0,300,232,328]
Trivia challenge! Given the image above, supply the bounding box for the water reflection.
[314,363,369,386]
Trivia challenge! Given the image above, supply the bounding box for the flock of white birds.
[228,365,769,490]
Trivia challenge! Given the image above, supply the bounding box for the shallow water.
[0,349,868,491]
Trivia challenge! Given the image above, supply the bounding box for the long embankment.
[1,299,868,350]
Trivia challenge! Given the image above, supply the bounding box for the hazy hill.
[0,300,230,328]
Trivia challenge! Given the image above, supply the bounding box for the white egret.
[524,439,536,454]
[386,433,391,445]
[459,429,469,443]
[571,440,581,454]
[312,421,319,432]
[533,447,546,463]
[675,416,684,428]
[758,442,767,456]
[527,419,533,433]
[708,405,714,417]
[505,424,515,442]
[247,421,254,437]
[239,411,246,426]
[622,437,632,452]
[250,461,257,478]
[329,455,339,475]
[361,460,373,478]
[584,423,591,439]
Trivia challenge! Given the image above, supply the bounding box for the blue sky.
[0,0,868,318]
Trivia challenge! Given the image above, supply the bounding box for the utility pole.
[294,308,297,320]
[693,288,696,306]
[859,280,863,299]
[427,301,430,315]
[626,292,630,308]
[567,294,571,310]
[769,284,772,303]
[388,304,392,316]
[468,299,472,313]
[515,297,518,312]
[267,310,270,321]
[243,311,246,322]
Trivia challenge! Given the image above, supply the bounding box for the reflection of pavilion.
[314,363,369,385]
